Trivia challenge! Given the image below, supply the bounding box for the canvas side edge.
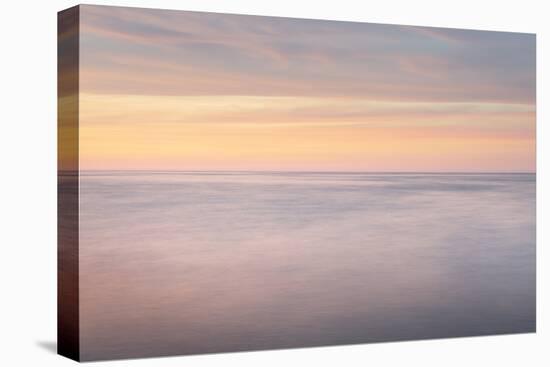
[57,5,80,362]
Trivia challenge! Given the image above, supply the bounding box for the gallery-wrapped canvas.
[58,4,536,362]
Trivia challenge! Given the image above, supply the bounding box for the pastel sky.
[79,5,536,172]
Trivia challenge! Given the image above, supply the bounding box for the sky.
[79,5,536,172]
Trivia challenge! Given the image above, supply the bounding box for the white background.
[0,0,547,365]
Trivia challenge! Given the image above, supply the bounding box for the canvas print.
[58,4,536,362]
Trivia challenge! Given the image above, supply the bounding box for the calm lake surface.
[79,172,535,360]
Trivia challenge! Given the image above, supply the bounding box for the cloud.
[78,5,536,104]
[79,93,535,131]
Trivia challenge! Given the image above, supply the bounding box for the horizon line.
[61,169,536,175]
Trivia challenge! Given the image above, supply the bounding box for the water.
[78,172,535,360]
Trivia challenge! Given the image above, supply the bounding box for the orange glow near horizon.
[79,94,534,172]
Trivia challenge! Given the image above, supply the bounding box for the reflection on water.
[79,172,535,360]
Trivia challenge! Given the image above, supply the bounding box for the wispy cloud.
[80,5,535,103]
